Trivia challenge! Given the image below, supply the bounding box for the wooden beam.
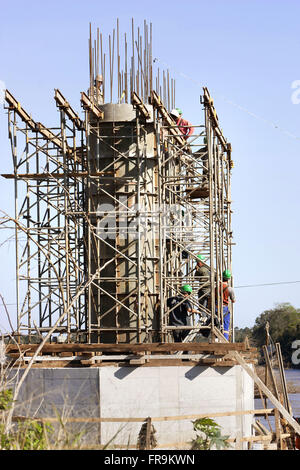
[228,351,300,436]
[5,90,70,151]
[276,343,292,414]
[8,353,256,362]
[263,345,280,399]
[150,90,186,146]
[54,89,83,130]
[80,92,104,119]
[35,123,85,165]
[5,341,257,354]
[35,122,67,151]
[5,89,36,131]
[131,92,151,120]
[6,408,274,425]
[5,90,85,167]
[1,171,109,180]
[203,87,228,151]
[254,419,271,436]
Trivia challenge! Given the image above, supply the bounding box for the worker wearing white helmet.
[170,108,194,140]
[88,74,104,106]
[170,108,180,119]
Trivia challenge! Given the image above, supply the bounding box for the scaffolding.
[2,20,234,344]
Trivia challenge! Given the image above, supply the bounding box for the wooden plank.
[8,355,256,369]
[59,352,72,358]
[79,352,95,365]
[187,187,209,199]
[228,434,273,444]
[5,341,256,354]
[129,352,147,365]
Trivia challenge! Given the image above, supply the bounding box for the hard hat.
[181,284,193,294]
[170,109,179,119]
[95,74,103,82]
[197,255,205,261]
[176,107,183,115]
[223,270,231,280]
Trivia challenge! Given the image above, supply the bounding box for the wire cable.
[235,280,300,289]
[153,57,300,142]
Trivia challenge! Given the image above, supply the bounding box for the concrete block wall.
[10,364,254,448]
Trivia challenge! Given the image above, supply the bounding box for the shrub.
[190,417,231,450]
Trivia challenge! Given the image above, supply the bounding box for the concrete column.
[87,103,160,343]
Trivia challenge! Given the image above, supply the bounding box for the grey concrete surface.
[9,364,254,449]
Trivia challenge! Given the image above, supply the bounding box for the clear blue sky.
[0,0,300,331]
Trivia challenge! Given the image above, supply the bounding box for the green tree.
[251,303,300,366]
[252,303,299,345]
[234,326,253,343]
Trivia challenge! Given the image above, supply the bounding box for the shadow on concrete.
[185,366,207,381]
[185,365,230,380]
[114,367,138,380]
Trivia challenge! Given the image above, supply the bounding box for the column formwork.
[86,103,161,343]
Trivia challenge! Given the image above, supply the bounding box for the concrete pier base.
[11,363,254,449]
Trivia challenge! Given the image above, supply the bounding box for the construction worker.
[170,109,194,140]
[192,137,208,189]
[195,255,210,310]
[167,285,200,343]
[218,270,235,341]
[88,74,104,106]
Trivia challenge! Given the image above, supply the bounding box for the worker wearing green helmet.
[218,269,235,341]
[223,270,231,280]
[181,284,193,294]
[167,284,200,343]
